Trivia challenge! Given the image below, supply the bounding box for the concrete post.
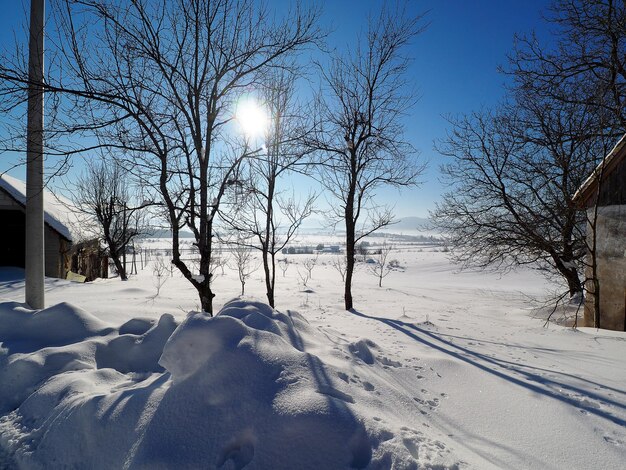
[25,0,45,309]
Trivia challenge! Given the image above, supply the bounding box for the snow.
[0,239,625,469]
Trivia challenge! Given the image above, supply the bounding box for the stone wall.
[584,205,626,331]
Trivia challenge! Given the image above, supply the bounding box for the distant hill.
[388,216,433,231]
[141,228,196,239]
[143,216,434,237]
[298,215,436,234]
[299,217,332,232]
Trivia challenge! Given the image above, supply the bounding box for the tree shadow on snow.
[349,309,626,428]
[433,330,626,399]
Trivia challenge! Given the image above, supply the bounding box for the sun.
[236,98,268,139]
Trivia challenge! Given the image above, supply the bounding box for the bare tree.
[278,257,290,278]
[0,0,322,314]
[369,242,393,287]
[309,4,425,310]
[73,160,150,281]
[152,254,169,298]
[303,253,319,279]
[356,241,369,262]
[210,241,229,279]
[507,0,626,320]
[510,0,626,129]
[296,254,318,288]
[229,244,257,296]
[433,85,604,299]
[221,70,315,307]
[330,254,347,283]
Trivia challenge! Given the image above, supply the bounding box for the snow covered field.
[0,237,625,469]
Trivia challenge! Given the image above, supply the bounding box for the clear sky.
[387,0,552,217]
[0,0,554,218]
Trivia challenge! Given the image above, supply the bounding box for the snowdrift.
[0,300,459,469]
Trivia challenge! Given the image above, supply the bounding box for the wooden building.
[0,174,107,281]
[573,135,626,331]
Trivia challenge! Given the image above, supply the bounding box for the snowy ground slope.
[0,242,625,469]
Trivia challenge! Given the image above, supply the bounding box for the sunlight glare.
[236,98,268,139]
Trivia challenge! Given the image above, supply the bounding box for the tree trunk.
[170,254,215,316]
[198,231,215,316]
[270,252,276,308]
[562,266,582,299]
[344,215,355,310]
[110,253,127,281]
[263,249,274,307]
[263,177,275,308]
[198,279,215,316]
[551,252,582,300]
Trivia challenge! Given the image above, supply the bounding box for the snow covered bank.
[1,247,625,469]
[0,299,460,469]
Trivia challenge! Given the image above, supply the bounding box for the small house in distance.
[573,135,626,331]
[0,174,107,281]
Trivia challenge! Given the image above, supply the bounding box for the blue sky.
[1,0,553,218]
[358,0,553,217]
[301,0,553,217]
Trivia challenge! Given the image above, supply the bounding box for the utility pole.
[25,0,45,309]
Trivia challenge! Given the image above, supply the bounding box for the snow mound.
[96,313,177,373]
[0,301,113,352]
[153,300,379,468]
[119,317,157,335]
[0,301,177,415]
[0,300,461,469]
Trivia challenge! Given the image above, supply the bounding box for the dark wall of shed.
[598,157,626,206]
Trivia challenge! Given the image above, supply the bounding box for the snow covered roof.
[0,174,81,242]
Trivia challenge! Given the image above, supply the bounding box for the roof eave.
[573,133,626,209]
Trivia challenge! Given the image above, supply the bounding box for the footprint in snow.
[403,438,420,459]
[217,433,255,470]
[427,398,440,408]
[362,381,375,392]
[401,427,454,464]
[317,384,355,404]
[603,435,625,446]
[413,396,440,412]
[429,367,443,378]
[577,398,601,410]
[378,356,402,368]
